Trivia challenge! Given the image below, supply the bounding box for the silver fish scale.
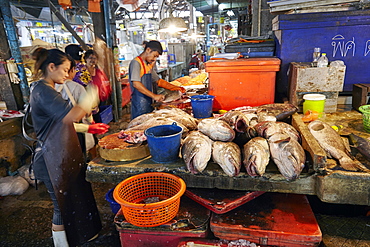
[212,141,241,177]
[198,119,235,141]
[269,133,305,181]
[181,131,212,174]
[243,137,270,176]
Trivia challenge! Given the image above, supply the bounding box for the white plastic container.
[317,53,329,67]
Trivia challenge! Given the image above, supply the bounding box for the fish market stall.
[87,108,370,206]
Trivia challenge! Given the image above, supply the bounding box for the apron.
[131,56,157,119]
[42,119,102,246]
[29,81,101,246]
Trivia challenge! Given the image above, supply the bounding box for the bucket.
[144,123,183,163]
[359,105,370,133]
[105,188,120,215]
[190,95,215,118]
[303,94,326,117]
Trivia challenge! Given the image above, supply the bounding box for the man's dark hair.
[144,40,163,55]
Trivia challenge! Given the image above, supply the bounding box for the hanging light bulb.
[158,1,187,33]
[158,13,187,32]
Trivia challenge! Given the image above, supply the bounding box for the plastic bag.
[0,176,29,196]
[17,164,39,187]
[92,68,112,102]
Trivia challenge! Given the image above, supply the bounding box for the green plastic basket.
[359,105,370,133]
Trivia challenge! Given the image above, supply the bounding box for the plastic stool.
[168,54,176,64]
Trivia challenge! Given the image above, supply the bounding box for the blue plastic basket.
[95,105,113,124]
[105,188,120,215]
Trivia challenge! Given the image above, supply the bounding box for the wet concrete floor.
[1,182,369,247]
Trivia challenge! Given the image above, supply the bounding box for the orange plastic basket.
[113,172,186,227]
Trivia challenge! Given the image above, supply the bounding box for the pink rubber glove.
[88,123,110,134]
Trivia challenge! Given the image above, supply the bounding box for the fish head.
[308,120,326,132]
[269,134,305,181]
[255,121,278,139]
[235,115,248,133]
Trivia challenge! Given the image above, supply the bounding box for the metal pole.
[0,0,29,105]
[103,0,121,120]
[103,0,112,48]
[44,0,89,51]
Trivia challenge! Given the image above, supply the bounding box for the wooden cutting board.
[98,133,150,161]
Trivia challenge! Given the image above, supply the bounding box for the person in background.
[65,44,92,87]
[84,49,112,104]
[29,48,102,246]
[65,44,99,115]
[128,40,186,119]
[55,56,109,160]
[189,49,204,69]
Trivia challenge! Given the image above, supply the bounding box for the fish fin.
[245,156,257,176]
[185,152,198,174]
[273,137,291,144]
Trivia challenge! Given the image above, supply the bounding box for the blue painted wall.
[273,10,370,101]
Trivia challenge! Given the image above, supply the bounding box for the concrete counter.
[86,156,370,206]
[86,111,370,206]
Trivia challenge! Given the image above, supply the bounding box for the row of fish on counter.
[119,104,306,181]
[118,103,370,181]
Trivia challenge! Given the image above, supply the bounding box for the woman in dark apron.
[129,40,185,119]
[29,48,101,246]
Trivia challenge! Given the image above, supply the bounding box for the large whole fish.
[181,131,213,174]
[243,113,258,127]
[308,120,366,171]
[253,121,300,142]
[127,108,198,131]
[162,90,182,103]
[219,110,249,133]
[257,103,298,121]
[154,108,199,130]
[256,109,277,122]
[125,117,189,135]
[268,133,305,181]
[127,112,155,128]
[232,103,297,121]
[198,119,235,141]
[275,122,301,143]
[243,137,270,177]
[254,121,280,139]
[212,141,241,177]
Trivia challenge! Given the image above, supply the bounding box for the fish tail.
[339,157,367,172]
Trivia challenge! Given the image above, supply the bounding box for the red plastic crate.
[178,238,260,247]
[114,196,210,247]
[185,188,265,214]
[210,193,322,247]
